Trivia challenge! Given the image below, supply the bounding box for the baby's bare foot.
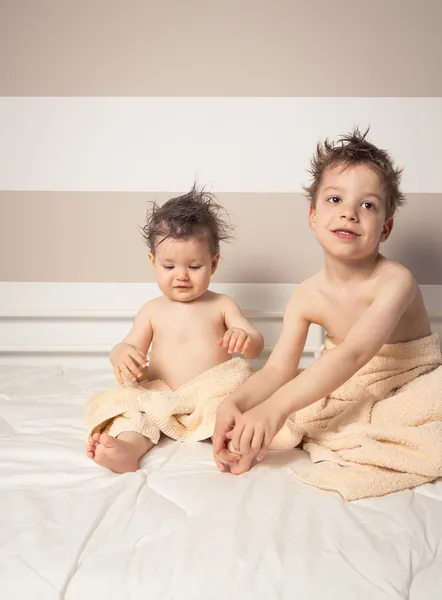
[88,432,152,474]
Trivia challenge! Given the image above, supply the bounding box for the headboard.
[0,283,441,370]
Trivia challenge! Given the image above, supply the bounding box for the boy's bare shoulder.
[285,272,324,318]
[374,258,416,295]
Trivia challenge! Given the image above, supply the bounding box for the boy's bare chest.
[318,291,373,341]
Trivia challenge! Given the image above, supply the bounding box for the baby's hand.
[214,448,241,472]
[217,328,251,355]
[110,342,147,385]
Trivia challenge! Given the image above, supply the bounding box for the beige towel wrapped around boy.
[269,332,442,500]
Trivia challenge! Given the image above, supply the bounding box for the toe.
[92,432,101,442]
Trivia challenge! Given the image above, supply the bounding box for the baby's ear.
[381,217,394,242]
[211,252,220,274]
[148,252,156,268]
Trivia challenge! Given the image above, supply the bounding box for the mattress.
[1,365,441,600]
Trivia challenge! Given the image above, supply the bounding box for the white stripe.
[0,98,441,192]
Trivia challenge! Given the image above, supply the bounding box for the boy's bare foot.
[229,452,255,475]
[214,446,255,475]
[86,431,153,474]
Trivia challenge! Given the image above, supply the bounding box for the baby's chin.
[167,288,208,303]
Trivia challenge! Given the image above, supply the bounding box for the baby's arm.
[229,269,416,457]
[110,302,153,384]
[219,296,265,359]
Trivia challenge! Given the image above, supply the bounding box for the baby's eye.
[361,201,376,210]
[163,265,174,270]
[189,266,202,270]
[327,196,341,204]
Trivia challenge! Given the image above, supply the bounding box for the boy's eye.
[362,201,376,210]
[189,266,202,270]
[327,196,341,204]
[163,265,174,270]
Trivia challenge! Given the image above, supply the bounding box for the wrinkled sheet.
[1,365,441,600]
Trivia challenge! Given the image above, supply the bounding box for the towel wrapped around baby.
[85,357,252,443]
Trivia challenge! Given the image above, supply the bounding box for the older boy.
[214,129,442,497]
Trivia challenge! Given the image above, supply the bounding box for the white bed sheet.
[1,365,441,600]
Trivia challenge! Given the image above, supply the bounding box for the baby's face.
[309,163,393,261]
[149,236,218,302]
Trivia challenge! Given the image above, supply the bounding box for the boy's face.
[309,163,394,261]
[149,235,219,302]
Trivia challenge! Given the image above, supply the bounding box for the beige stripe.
[1,0,441,97]
[1,192,441,284]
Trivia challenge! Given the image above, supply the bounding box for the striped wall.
[1,1,441,285]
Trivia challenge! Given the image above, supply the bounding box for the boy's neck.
[323,251,383,285]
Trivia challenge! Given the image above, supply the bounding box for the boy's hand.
[213,399,242,470]
[110,342,147,384]
[217,328,251,355]
[227,402,287,461]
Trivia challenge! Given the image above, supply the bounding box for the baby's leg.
[87,431,154,474]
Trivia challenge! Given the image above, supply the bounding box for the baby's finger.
[113,366,124,385]
[222,329,234,349]
[121,361,137,382]
[240,336,250,355]
[228,333,240,354]
[124,356,144,379]
[233,333,248,354]
[130,346,147,366]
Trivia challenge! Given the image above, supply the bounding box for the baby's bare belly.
[147,339,231,390]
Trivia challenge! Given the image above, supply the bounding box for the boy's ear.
[148,252,155,268]
[308,204,316,230]
[211,252,220,275]
[380,217,394,242]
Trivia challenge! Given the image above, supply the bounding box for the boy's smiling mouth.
[331,228,360,238]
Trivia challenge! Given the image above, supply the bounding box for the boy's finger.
[239,425,255,455]
[251,429,265,455]
[229,423,245,453]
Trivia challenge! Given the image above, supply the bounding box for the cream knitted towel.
[85,358,252,443]
[270,333,442,500]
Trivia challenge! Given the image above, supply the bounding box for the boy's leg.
[87,430,155,474]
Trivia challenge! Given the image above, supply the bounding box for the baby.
[86,185,264,473]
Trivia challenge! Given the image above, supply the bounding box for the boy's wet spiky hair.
[304,127,405,218]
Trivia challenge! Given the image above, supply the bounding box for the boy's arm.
[213,289,309,455]
[220,296,265,358]
[229,270,416,457]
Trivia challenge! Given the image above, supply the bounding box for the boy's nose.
[340,207,358,222]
